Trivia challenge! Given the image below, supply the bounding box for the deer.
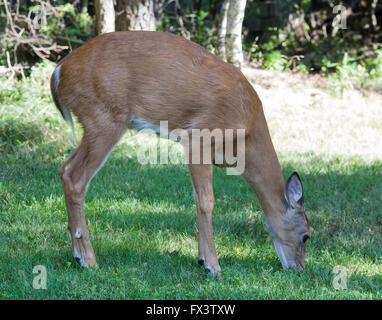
[50,31,310,274]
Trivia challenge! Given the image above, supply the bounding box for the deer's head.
[267,172,310,271]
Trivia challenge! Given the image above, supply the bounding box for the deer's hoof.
[204,264,221,276]
[73,248,97,269]
[75,257,82,266]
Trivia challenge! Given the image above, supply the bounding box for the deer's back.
[57,31,261,131]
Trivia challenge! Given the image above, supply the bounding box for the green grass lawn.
[0,62,381,299]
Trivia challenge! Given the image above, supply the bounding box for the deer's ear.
[285,172,304,209]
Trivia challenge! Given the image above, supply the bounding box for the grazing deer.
[50,31,309,274]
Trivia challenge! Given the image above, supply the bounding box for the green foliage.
[321,49,382,95]
[0,61,67,158]
[244,0,382,93]
[157,6,217,53]
[2,0,380,96]
[248,23,382,93]
[189,10,216,53]
[263,50,288,72]
[35,2,93,42]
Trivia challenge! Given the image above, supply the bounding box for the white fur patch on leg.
[74,228,82,239]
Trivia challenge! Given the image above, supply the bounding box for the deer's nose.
[283,262,304,271]
[295,258,305,271]
[296,263,305,271]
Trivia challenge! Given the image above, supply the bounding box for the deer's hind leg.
[60,119,127,267]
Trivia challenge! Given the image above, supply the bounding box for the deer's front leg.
[188,164,221,274]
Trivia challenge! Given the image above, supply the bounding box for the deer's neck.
[242,112,286,222]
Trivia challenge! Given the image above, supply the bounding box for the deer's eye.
[302,234,310,243]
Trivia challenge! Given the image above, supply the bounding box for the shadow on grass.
[0,119,47,151]
[1,235,380,299]
[0,118,47,144]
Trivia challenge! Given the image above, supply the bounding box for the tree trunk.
[115,0,156,31]
[216,0,229,61]
[371,0,378,30]
[94,0,115,35]
[81,0,89,14]
[225,0,246,68]
[153,0,164,27]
